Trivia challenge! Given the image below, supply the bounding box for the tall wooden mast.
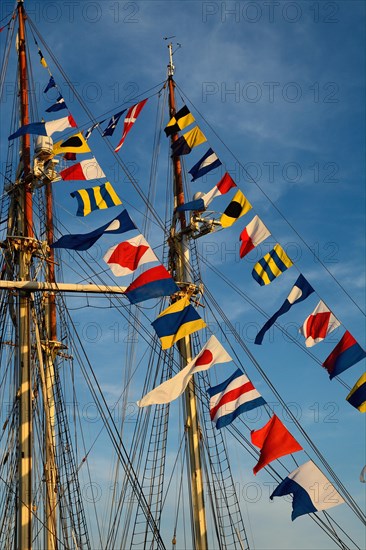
[17,1,33,548]
[167,43,208,550]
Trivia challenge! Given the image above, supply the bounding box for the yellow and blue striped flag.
[151,296,206,350]
[346,373,366,412]
[71,181,122,217]
[252,243,293,286]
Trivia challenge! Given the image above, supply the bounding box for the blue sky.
[0,1,365,548]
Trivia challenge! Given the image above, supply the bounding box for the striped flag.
[346,373,366,412]
[300,300,340,347]
[151,296,206,350]
[114,99,148,152]
[188,148,222,181]
[252,244,293,286]
[322,331,366,379]
[208,368,266,429]
[124,265,179,304]
[70,182,121,216]
[239,215,271,259]
[103,234,158,276]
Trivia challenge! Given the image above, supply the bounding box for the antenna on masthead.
[166,41,175,77]
[164,36,181,77]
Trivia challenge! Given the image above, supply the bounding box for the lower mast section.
[17,1,33,548]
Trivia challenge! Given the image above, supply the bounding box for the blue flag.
[124,265,179,304]
[188,148,222,181]
[46,94,67,112]
[51,209,136,251]
[176,198,205,212]
[255,274,314,344]
[102,110,126,137]
[151,297,206,349]
[44,76,56,94]
[9,122,47,139]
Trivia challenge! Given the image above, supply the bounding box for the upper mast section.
[167,42,175,77]
[164,37,181,78]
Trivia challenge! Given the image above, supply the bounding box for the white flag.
[137,335,232,407]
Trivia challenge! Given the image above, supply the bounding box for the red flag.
[114,99,148,153]
[251,414,302,475]
[64,152,77,161]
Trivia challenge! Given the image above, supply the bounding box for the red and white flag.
[45,115,77,135]
[300,300,340,347]
[60,159,105,181]
[137,336,232,407]
[103,234,158,276]
[114,99,148,153]
[239,215,271,259]
[203,172,237,206]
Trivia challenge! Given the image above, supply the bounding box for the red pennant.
[251,414,302,475]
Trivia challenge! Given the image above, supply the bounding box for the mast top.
[164,38,181,78]
[167,42,175,77]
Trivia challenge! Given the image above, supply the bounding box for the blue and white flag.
[188,148,222,181]
[44,76,56,94]
[85,120,106,140]
[208,368,266,429]
[8,115,77,140]
[270,460,344,520]
[255,274,314,345]
[51,209,136,251]
[102,110,126,137]
[46,94,67,113]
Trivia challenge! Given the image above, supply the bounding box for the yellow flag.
[53,133,91,156]
[220,190,252,227]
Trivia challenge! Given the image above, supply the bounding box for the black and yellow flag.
[53,133,91,156]
[171,126,207,157]
[220,190,252,227]
[164,105,195,137]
